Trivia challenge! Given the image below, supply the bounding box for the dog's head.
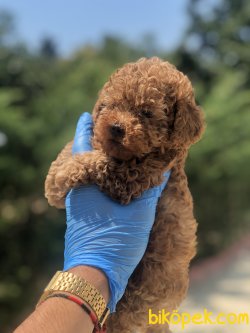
[92,57,205,161]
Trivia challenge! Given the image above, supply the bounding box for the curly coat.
[45,57,205,333]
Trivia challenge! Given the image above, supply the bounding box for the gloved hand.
[64,112,171,312]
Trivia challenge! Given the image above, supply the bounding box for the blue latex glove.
[64,112,171,312]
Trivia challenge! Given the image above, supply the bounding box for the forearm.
[14,266,110,333]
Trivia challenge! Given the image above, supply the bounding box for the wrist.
[15,266,111,333]
[67,265,110,304]
[37,268,110,320]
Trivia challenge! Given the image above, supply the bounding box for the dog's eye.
[141,110,153,118]
[98,103,106,112]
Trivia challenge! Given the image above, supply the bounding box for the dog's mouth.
[105,138,136,161]
[108,138,122,145]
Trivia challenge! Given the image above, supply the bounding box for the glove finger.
[158,170,171,193]
[72,112,93,154]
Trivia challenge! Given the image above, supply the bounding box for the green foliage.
[187,71,250,257]
[175,0,250,257]
[0,17,151,330]
[0,23,66,330]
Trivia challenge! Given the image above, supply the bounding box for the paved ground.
[172,235,250,333]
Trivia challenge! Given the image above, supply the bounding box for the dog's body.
[45,57,204,333]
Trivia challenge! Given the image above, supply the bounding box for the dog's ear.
[92,102,105,122]
[169,97,205,147]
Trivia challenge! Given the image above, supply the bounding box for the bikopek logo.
[148,308,249,330]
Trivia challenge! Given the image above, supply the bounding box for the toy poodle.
[45,57,205,333]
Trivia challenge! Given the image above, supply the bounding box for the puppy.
[45,57,205,333]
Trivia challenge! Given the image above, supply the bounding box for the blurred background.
[0,0,249,332]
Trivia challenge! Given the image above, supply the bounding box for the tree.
[39,37,58,59]
[0,26,150,331]
[0,12,64,330]
[187,0,250,72]
[187,70,250,257]
[0,10,15,45]
[174,0,250,257]
[175,0,250,99]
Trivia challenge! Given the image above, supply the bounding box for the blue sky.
[1,0,191,56]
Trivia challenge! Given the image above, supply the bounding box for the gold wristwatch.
[37,271,110,327]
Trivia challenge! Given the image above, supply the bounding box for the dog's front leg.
[45,150,109,208]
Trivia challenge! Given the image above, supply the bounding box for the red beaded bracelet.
[43,292,107,333]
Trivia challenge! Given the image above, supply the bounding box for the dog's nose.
[110,124,125,138]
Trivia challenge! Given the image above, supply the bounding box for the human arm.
[63,113,170,312]
[14,266,109,333]
[15,112,170,332]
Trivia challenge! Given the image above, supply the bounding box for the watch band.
[37,271,110,327]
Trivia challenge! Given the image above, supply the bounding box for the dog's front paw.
[54,158,87,194]
[46,192,66,209]
[45,153,93,209]
[45,171,68,209]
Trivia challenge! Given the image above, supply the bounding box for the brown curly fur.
[45,57,205,333]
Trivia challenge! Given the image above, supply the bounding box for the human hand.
[64,112,171,312]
